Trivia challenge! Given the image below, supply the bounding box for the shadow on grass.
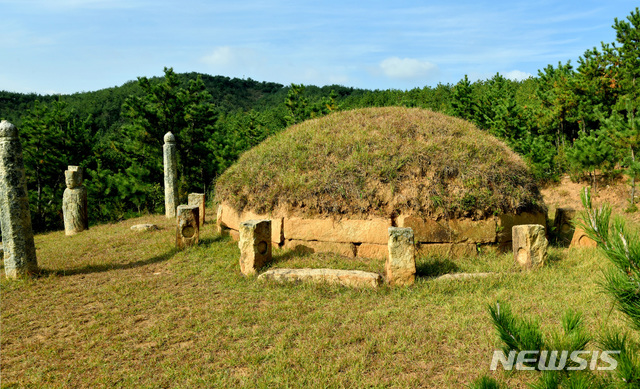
[37,248,181,277]
[547,249,564,263]
[416,256,460,278]
[198,235,227,247]
[264,248,312,268]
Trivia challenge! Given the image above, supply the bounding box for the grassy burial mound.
[215,107,546,257]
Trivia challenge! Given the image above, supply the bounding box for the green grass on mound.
[1,212,634,388]
[215,107,545,219]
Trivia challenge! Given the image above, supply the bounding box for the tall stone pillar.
[62,166,88,235]
[163,132,178,218]
[0,120,38,278]
[386,227,416,286]
[188,193,205,226]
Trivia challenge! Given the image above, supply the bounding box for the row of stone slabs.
[238,219,549,288]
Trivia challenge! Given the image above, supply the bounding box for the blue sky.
[1,0,638,95]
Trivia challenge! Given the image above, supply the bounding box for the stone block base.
[258,268,382,288]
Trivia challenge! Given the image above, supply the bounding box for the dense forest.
[1,8,638,232]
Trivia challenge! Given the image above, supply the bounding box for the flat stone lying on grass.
[434,272,494,281]
[130,224,159,232]
[258,268,383,288]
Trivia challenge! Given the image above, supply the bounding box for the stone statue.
[62,166,88,235]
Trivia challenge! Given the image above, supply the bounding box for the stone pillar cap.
[0,120,18,138]
[164,132,176,143]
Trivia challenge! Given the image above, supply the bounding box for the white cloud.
[504,70,533,81]
[379,57,438,80]
[200,46,351,86]
[201,46,264,70]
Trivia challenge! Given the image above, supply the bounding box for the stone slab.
[284,239,356,257]
[497,212,547,243]
[434,272,494,281]
[258,268,383,288]
[357,243,388,259]
[284,217,390,244]
[217,203,283,245]
[397,215,496,244]
[416,243,477,258]
[130,224,159,232]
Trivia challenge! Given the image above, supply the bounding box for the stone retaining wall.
[216,202,546,260]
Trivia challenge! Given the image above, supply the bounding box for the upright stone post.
[176,205,199,248]
[163,132,178,219]
[62,166,88,236]
[386,227,416,286]
[238,219,272,276]
[513,224,548,269]
[188,193,206,226]
[553,207,577,246]
[0,120,38,278]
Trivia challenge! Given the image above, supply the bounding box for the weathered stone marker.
[386,227,416,286]
[188,193,205,226]
[553,207,577,246]
[570,227,597,248]
[163,132,178,219]
[238,219,272,276]
[512,224,548,269]
[62,166,88,236]
[176,205,199,248]
[0,120,38,278]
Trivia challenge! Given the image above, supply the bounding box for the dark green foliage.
[488,301,545,365]
[20,100,91,231]
[479,187,640,387]
[577,187,640,386]
[468,376,504,389]
[566,129,615,192]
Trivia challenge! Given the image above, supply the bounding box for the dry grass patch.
[1,212,635,388]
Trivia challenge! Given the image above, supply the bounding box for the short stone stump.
[512,224,548,269]
[258,268,383,288]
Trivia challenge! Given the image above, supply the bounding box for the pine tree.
[566,128,615,192]
[605,8,640,211]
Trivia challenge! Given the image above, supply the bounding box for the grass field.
[0,210,634,388]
